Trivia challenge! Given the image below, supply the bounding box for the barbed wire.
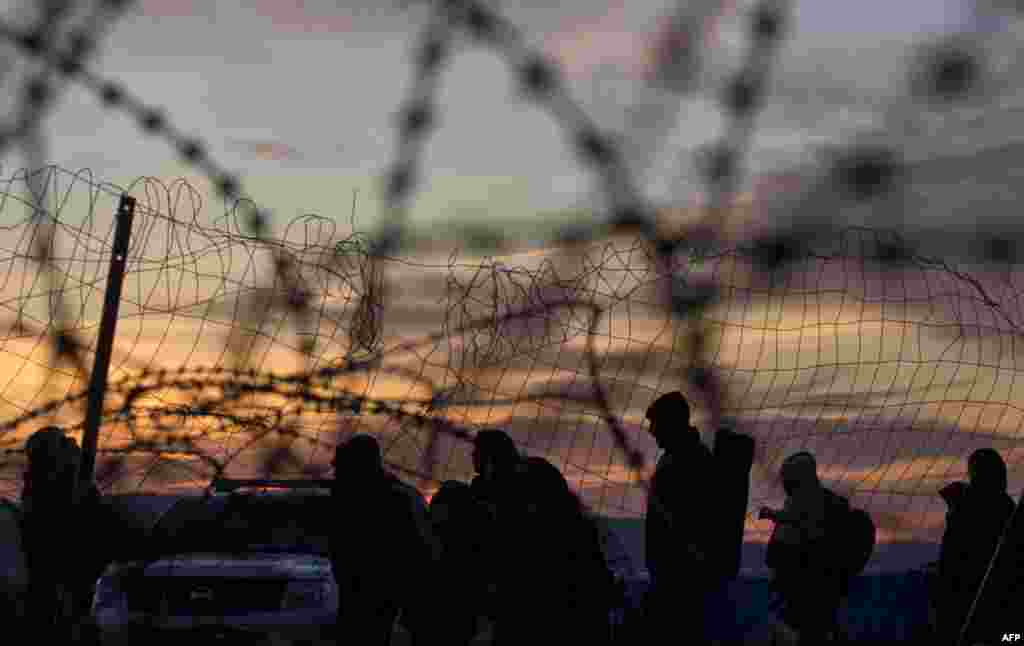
[0,163,1021,538]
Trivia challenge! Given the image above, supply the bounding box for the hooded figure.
[773,452,828,544]
[21,428,71,515]
[764,451,847,642]
[468,431,559,646]
[467,429,523,625]
[329,434,435,646]
[642,391,715,643]
[934,448,1015,644]
[21,427,79,638]
[427,480,487,646]
[469,429,521,515]
[517,456,613,646]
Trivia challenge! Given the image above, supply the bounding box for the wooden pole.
[75,194,135,498]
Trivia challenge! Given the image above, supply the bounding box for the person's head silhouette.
[25,426,68,480]
[645,391,698,452]
[26,426,65,460]
[968,447,1007,494]
[332,434,383,480]
[521,455,577,515]
[430,480,473,528]
[472,429,519,480]
[780,451,819,497]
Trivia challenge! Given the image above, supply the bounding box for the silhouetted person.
[643,391,716,645]
[519,456,613,646]
[964,465,1022,646]
[762,451,847,644]
[931,448,1014,645]
[469,429,522,518]
[426,480,487,645]
[468,429,529,646]
[56,436,111,643]
[21,427,77,639]
[329,435,435,646]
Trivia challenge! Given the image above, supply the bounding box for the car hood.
[106,553,332,580]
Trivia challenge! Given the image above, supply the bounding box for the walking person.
[642,391,716,645]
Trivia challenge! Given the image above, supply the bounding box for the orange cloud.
[225,138,304,161]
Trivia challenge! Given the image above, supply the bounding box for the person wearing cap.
[642,391,715,645]
[329,434,435,646]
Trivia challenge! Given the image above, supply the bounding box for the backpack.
[824,493,876,594]
[843,507,876,580]
[712,428,755,580]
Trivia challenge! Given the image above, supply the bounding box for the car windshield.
[149,493,332,557]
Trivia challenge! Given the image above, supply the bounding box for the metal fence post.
[75,193,135,498]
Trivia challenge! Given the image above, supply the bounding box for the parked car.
[92,479,338,645]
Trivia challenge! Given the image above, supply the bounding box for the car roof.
[205,478,332,495]
[152,489,334,537]
[162,489,327,516]
[208,489,331,498]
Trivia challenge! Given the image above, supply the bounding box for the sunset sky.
[0,0,1018,237]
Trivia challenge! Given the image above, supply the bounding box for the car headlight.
[281,580,333,610]
[92,577,126,613]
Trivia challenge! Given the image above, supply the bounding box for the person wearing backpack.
[762,451,875,644]
[643,391,717,645]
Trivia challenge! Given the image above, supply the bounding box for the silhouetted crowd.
[2,393,1022,645]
